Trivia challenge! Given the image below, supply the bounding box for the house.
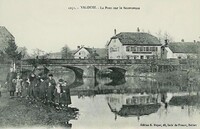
[161,41,200,59]
[107,32,162,59]
[45,52,62,59]
[74,46,107,59]
[106,93,161,117]
[0,26,15,52]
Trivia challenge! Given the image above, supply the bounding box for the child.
[54,79,63,109]
[15,75,23,97]
[60,81,71,109]
[22,78,30,98]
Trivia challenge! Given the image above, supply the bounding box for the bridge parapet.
[22,59,177,65]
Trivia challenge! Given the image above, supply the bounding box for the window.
[110,47,113,52]
[79,52,81,55]
[146,47,149,51]
[140,55,144,59]
[110,47,119,52]
[146,55,150,59]
[137,47,140,52]
[126,46,130,52]
[155,47,158,51]
[131,47,137,52]
[140,47,144,52]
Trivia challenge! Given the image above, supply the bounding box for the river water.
[66,77,200,129]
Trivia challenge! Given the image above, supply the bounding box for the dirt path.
[0,89,78,128]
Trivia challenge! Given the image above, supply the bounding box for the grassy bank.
[0,91,78,128]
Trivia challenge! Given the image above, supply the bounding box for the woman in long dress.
[60,81,71,108]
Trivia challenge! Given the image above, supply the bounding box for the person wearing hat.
[29,73,39,100]
[54,79,63,109]
[46,74,56,106]
[39,76,48,103]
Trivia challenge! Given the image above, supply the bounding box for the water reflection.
[106,93,161,117]
[69,77,200,129]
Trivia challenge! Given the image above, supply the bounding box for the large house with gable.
[107,32,162,59]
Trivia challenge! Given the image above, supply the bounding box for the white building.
[161,42,200,59]
[74,46,107,59]
[107,32,162,59]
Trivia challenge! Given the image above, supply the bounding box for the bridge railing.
[21,58,181,66]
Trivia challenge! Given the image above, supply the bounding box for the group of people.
[6,68,72,109]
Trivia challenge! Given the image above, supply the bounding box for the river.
[67,77,200,129]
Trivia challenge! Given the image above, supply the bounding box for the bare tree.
[61,45,73,59]
[31,48,46,58]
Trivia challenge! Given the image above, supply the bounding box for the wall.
[107,39,124,59]
[174,53,197,59]
[107,38,162,59]
[123,45,161,59]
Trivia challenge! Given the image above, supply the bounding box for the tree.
[31,48,45,58]
[4,40,22,61]
[18,46,29,59]
[4,39,22,70]
[61,45,73,59]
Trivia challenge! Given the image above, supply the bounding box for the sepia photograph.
[0,0,200,129]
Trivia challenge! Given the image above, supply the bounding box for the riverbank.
[0,89,78,128]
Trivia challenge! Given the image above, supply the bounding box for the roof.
[94,48,107,59]
[0,26,15,51]
[168,42,200,53]
[74,47,107,58]
[169,95,200,106]
[109,103,161,117]
[73,47,93,55]
[109,32,161,46]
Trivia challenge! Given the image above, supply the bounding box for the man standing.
[6,67,17,98]
[46,74,56,106]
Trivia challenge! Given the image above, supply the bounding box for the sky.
[0,0,200,53]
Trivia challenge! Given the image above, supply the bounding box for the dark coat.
[22,81,29,97]
[39,80,47,100]
[46,78,56,102]
[6,72,17,92]
[60,85,71,105]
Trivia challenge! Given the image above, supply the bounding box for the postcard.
[0,0,200,129]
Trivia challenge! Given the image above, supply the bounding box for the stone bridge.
[21,59,180,81]
[21,59,157,77]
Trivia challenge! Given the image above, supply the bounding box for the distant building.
[106,93,161,117]
[74,46,107,59]
[0,26,15,52]
[45,52,62,59]
[161,41,200,59]
[107,32,162,59]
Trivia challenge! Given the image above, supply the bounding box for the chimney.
[137,27,140,32]
[114,29,116,35]
[165,39,169,47]
[194,40,196,43]
[77,46,80,49]
[181,39,184,42]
